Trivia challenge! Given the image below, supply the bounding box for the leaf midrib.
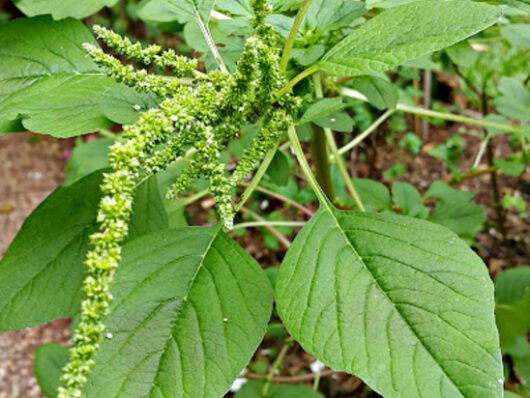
[146,227,221,398]
[322,206,466,397]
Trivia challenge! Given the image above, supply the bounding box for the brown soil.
[0,133,72,398]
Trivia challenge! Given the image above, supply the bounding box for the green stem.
[341,88,526,135]
[240,207,291,249]
[276,65,318,98]
[196,10,228,73]
[279,0,313,73]
[310,123,334,199]
[337,109,394,156]
[287,124,330,207]
[262,344,291,396]
[313,73,365,211]
[241,183,314,216]
[233,220,306,230]
[235,143,279,212]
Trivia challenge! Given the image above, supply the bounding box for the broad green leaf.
[494,77,530,122]
[496,291,530,351]
[34,343,69,398]
[276,206,503,398]
[303,0,365,32]
[314,110,354,133]
[495,267,530,305]
[128,175,169,240]
[0,17,116,137]
[0,172,168,331]
[14,0,118,19]
[496,0,530,12]
[350,75,398,110]
[495,268,530,350]
[298,98,345,125]
[65,138,113,185]
[235,380,325,397]
[501,24,530,48]
[352,178,392,212]
[446,41,479,68]
[425,181,485,240]
[267,151,291,186]
[100,85,160,125]
[494,158,526,177]
[291,45,326,66]
[392,182,428,218]
[216,0,252,17]
[138,0,216,23]
[85,227,273,398]
[318,1,501,76]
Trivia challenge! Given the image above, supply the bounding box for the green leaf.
[350,75,398,110]
[84,227,273,398]
[352,178,392,212]
[501,24,530,48]
[314,110,354,133]
[392,182,428,218]
[65,138,113,185]
[34,343,69,398]
[496,0,530,13]
[446,41,479,68]
[494,77,530,122]
[267,151,291,186]
[128,175,169,240]
[14,0,118,19]
[235,380,325,397]
[494,158,526,177]
[0,172,168,331]
[276,206,503,398]
[0,17,116,137]
[303,0,365,32]
[100,85,160,125]
[495,268,530,351]
[138,0,216,23]
[298,98,345,125]
[496,267,530,306]
[425,181,485,240]
[318,0,501,76]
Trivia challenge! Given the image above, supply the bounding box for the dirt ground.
[0,133,72,398]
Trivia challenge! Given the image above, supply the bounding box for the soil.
[0,133,72,398]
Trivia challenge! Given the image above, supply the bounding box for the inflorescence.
[58,1,298,397]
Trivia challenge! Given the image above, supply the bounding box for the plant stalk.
[341,88,526,135]
[313,73,365,211]
[310,123,335,199]
[288,124,330,206]
[279,0,314,73]
[196,10,228,73]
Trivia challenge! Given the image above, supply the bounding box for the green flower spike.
[59,3,297,396]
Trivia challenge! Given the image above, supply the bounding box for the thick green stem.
[313,73,365,211]
[279,0,313,73]
[310,123,334,199]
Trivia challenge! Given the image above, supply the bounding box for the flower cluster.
[58,1,298,397]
